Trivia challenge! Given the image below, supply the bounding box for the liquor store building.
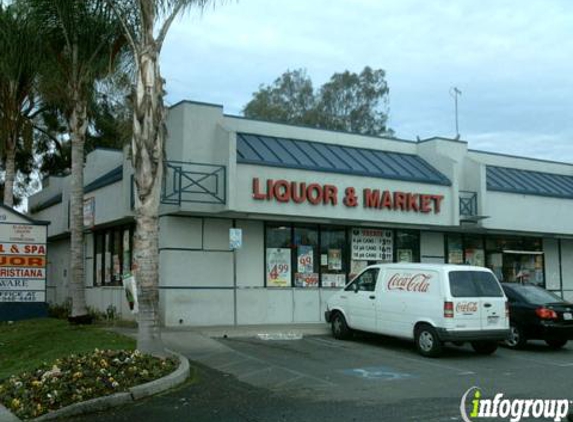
[28,100,573,326]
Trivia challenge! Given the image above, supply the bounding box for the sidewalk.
[112,323,330,359]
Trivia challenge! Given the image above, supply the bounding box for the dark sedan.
[502,283,573,349]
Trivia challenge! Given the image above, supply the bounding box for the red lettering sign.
[387,273,432,292]
[251,178,444,214]
[456,302,478,313]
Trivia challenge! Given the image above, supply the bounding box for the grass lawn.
[0,318,135,380]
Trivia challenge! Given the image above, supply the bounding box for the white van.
[325,263,510,357]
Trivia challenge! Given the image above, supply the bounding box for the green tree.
[0,2,43,207]
[108,0,213,353]
[244,66,393,136]
[25,0,127,321]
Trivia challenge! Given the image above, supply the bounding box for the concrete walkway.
[113,323,330,359]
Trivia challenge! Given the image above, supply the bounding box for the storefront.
[28,100,573,326]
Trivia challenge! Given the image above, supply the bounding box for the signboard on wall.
[351,228,393,261]
[83,197,95,228]
[0,223,47,303]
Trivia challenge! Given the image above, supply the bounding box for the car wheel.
[331,312,352,340]
[471,341,499,355]
[415,324,443,358]
[546,339,568,349]
[505,324,527,349]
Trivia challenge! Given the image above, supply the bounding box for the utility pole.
[450,87,462,138]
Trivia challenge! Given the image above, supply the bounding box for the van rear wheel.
[415,324,443,357]
[471,341,498,355]
[331,312,352,340]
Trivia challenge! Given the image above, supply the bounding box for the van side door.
[378,269,441,338]
[344,268,380,332]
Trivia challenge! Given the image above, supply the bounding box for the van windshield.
[449,271,504,298]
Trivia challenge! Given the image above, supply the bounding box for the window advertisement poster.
[95,253,102,286]
[351,228,393,261]
[327,249,342,270]
[322,273,346,288]
[83,197,95,228]
[297,245,314,273]
[465,249,485,267]
[295,273,319,287]
[397,249,413,263]
[266,248,291,287]
[349,260,368,280]
[122,229,131,273]
[449,250,464,264]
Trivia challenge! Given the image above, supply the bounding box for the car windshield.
[508,284,565,305]
[449,271,504,297]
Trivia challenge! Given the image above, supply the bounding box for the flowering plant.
[0,349,177,419]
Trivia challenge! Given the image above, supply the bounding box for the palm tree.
[0,2,43,207]
[108,0,212,353]
[25,0,126,320]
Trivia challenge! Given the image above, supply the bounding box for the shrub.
[0,349,177,420]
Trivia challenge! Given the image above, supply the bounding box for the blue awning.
[236,133,451,186]
[487,165,573,199]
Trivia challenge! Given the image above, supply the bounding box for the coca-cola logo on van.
[387,273,431,293]
[456,302,478,313]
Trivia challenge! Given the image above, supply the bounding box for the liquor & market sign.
[252,178,444,214]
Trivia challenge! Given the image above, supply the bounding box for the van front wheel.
[331,312,352,340]
[471,341,498,355]
[415,324,443,357]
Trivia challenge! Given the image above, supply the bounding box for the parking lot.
[68,330,573,422]
[196,333,573,404]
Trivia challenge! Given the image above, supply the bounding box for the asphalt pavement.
[62,329,573,422]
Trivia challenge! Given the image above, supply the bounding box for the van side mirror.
[353,283,359,293]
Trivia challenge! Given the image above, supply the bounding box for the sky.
[160,0,573,162]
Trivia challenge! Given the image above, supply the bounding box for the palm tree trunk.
[132,45,165,354]
[69,94,88,318]
[3,136,16,207]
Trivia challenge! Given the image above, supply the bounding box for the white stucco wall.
[484,192,573,235]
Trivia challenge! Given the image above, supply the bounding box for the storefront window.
[294,226,319,288]
[395,230,420,263]
[485,235,544,286]
[265,224,292,287]
[446,234,464,264]
[446,234,545,287]
[463,235,485,266]
[320,227,347,288]
[93,225,134,287]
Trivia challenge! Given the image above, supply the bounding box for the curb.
[0,403,20,422]
[2,351,190,422]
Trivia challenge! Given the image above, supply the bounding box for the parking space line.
[239,366,273,379]
[306,337,347,348]
[214,358,251,370]
[229,348,337,386]
[273,374,304,388]
[390,354,475,375]
[502,354,569,367]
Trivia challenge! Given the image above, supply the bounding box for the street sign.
[229,228,242,250]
